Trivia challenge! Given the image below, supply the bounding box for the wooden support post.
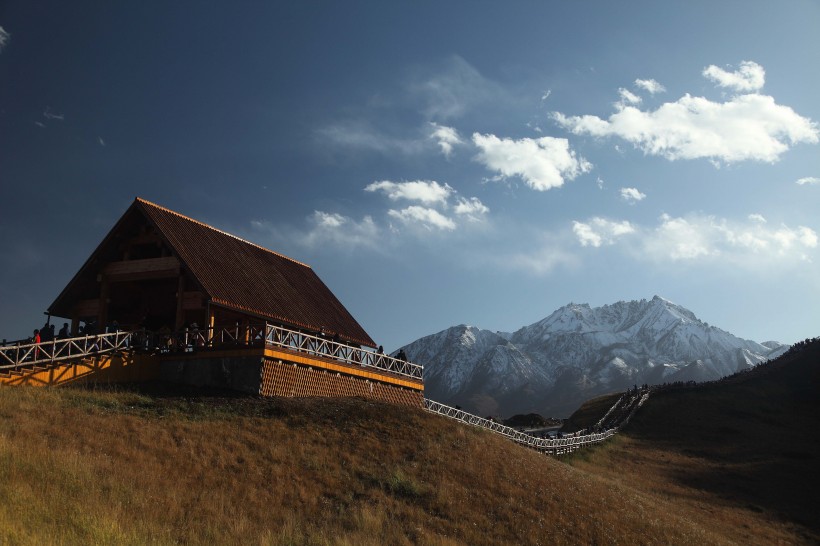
[207,304,215,345]
[98,277,110,332]
[175,275,185,330]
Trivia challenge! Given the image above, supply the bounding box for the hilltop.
[1,338,817,546]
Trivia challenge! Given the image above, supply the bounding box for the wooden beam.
[181,291,205,310]
[102,257,180,280]
[74,299,99,317]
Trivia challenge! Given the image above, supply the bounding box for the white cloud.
[250,212,381,251]
[365,180,453,205]
[98,137,106,147]
[552,92,818,164]
[634,78,666,94]
[388,206,456,231]
[647,214,717,259]
[796,176,820,186]
[472,133,592,191]
[618,88,642,106]
[641,213,818,264]
[572,213,818,268]
[305,212,380,248]
[453,197,489,222]
[572,218,635,247]
[429,123,463,158]
[703,61,765,92]
[0,26,9,53]
[619,187,646,203]
[313,211,345,229]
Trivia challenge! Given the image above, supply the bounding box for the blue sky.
[1,1,818,351]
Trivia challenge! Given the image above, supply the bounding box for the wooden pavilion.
[36,198,423,406]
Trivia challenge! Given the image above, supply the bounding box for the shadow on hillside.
[625,345,820,537]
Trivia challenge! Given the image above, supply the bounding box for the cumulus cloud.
[363,180,488,233]
[573,212,818,267]
[0,26,9,53]
[552,92,818,164]
[618,88,642,106]
[634,78,666,94]
[305,212,380,248]
[472,133,592,191]
[572,218,635,247]
[453,197,489,222]
[573,213,817,266]
[250,212,381,251]
[796,176,820,186]
[365,180,453,205]
[429,122,464,158]
[619,187,646,203]
[703,61,765,92]
[644,213,817,262]
[388,206,456,231]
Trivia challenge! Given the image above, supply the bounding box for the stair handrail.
[0,330,134,370]
[423,398,617,455]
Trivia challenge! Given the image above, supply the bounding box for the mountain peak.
[401,296,785,417]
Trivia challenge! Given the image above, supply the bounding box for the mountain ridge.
[402,296,787,417]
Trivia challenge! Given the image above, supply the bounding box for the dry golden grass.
[2,340,817,545]
[0,383,746,545]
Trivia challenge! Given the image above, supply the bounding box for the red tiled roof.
[135,198,375,347]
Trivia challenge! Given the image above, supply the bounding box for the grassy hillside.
[0,384,754,545]
[560,392,622,433]
[566,339,820,545]
[0,340,816,544]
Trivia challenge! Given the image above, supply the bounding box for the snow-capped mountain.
[401,296,788,418]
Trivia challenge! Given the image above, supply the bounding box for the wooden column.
[207,303,215,345]
[174,274,185,330]
[98,277,110,332]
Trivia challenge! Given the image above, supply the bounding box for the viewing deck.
[1,323,423,386]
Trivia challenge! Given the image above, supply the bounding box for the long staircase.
[423,388,650,456]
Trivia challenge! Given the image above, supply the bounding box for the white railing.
[423,399,617,456]
[0,331,134,370]
[1,323,424,382]
[262,324,423,381]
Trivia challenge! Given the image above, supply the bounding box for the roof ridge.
[135,197,310,269]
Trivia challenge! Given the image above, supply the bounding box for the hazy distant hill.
[401,296,788,417]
